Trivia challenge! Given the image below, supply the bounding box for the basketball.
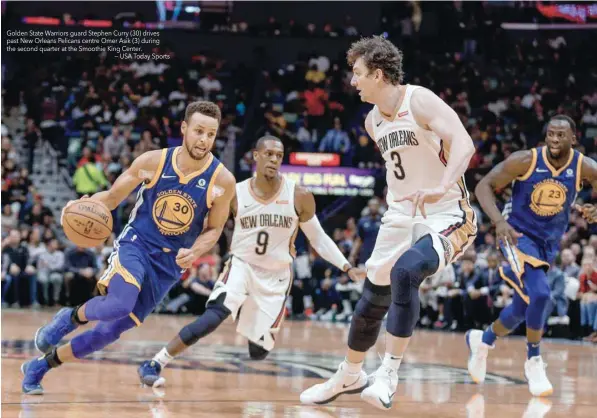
[62,199,113,248]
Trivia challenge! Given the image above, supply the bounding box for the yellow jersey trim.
[172,147,214,184]
[576,153,584,192]
[517,148,537,181]
[145,149,168,189]
[543,146,574,177]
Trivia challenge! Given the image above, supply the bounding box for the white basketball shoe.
[524,356,553,397]
[466,329,492,384]
[360,365,398,410]
[300,361,368,405]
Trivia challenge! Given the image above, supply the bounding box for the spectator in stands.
[318,117,350,157]
[305,64,326,85]
[72,156,109,197]
[103,126,125,161]
[1,229,36,307]
[546,263,569,326]
[561,248,581,278]
[63,246,99,306]
[460,256,491,329]
[198,73,222,100]
[37,238,65,306]
[1,204,18,234]
[349,197,382,268]
[579,257,597,342]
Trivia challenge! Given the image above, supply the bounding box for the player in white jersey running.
[300,36,478,410]
[137,135,365,386]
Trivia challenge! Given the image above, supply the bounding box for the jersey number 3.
[391,151,406,180]
[255,231,269,255]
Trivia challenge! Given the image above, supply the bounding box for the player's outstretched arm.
[90,149,165,210]
[475,150,533,245]
[295,186,365,281]
[576,157,597,222]
[175,167,236,269]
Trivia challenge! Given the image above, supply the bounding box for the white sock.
[382,353,403,371]
[344,357,364,374]
[153,347,174,368]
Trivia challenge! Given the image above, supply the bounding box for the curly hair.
[185,101,221,123]
[347,35,404,85]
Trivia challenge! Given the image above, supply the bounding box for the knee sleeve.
[71,316,136,359]
[248,341,269,360]
[391,235,439,305]
[179,293,231,346]
[348,279,391,352]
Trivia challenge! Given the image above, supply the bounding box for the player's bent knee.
[248,341,269,360]
[348,279,391,352]
[179,299,231,346]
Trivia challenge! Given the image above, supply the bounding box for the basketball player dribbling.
[137,135,365,387]
[467,115,597,396]
[21,101,236,394]
[300,36,478,410]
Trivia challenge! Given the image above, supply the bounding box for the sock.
[527,342,540,359]
[482,324,497,346]
[382,353,403,370]
[71,304,88,325]
[153,347,174,368]
[344,357,363,373]
[44,347,62,369]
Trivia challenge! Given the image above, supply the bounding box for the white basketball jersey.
[371,84,469,214]
[231,176,299,270]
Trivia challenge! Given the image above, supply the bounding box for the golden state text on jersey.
[503,147,583,248]
[124,147,223,252]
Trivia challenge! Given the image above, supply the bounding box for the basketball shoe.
[360,364,398,410]
[466,329,492,383]
[138,360,166,387]
[21,357,50,395]
[34,308,79,354]
[524,356,553,397]
[300,361,368,404]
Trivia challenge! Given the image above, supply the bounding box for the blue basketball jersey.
[123,147,223,252]
[503,146,583,250]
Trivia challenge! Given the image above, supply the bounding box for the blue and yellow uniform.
[98,146,223,325]
[500,146,583,303]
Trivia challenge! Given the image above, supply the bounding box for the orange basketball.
[62,199,113,248]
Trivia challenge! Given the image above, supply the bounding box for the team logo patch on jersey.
[530,179,567,217]
[152,190,197,235]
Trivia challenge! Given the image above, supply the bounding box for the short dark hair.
[550,114,576,133]
[347,35,404,85]
[255,135,283,151]
[185,101,221,123]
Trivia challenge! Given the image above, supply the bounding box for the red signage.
[537,3,597,23]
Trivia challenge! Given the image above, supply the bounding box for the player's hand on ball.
[574,204,597,223]
[60,195,89,226]
[176,248,199,269]
[394,185,449,218]
[347,267,366,282]
[495,219,523,246]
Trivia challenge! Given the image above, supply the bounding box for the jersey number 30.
[391,151,406,180]
[255,231,269,255]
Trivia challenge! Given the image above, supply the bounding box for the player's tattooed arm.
[89,149,164,210]
[475,150,533,245]
[176,167,236,269]
[576,157,597,223]
[295,186,365,281]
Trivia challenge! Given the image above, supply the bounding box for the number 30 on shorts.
[255,231,269,255]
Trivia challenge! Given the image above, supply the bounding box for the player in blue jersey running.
[467,115,597,397]
[21,101,236,395]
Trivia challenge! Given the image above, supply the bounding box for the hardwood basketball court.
[2,310,595,417]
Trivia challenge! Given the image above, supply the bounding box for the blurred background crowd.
[2,1,597,343]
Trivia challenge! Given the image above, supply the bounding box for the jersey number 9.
[255,231,269,255]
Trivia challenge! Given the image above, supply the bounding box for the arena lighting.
[184,6,201,13]
[502,22,597,30]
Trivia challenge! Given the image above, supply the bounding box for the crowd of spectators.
[2,1,597,342]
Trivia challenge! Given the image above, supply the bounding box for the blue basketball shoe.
[21,357,51,395]
[138,360,165,387]
[34,308,79,354]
